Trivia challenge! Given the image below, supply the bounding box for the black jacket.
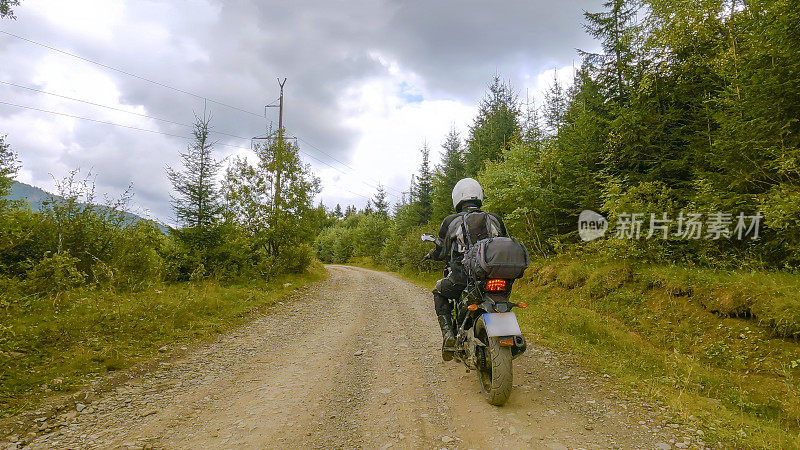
[431,207,507,269]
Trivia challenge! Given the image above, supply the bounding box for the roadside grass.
[0,261,327,417]
[355,258,800,448]
[519,257,800,448]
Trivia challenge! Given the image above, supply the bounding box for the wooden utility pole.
[257,80,288,187]
[273,78,287,250]
[251,78,289,255]
[277,77,286,138]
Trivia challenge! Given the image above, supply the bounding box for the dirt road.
[13,266,703,449]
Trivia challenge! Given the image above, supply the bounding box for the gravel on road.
[4,265,703,449]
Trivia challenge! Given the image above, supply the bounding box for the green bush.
[25,252,85,295]
[315,225,357,263]
[0,207,54,278]
[353,213,391,260]
[109,222,166,290]
[381,224,441,272]
[0,174,169,292]
[315,213,391,264]
[277,243,315,274]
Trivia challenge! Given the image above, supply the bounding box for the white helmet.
[452,178,483,211]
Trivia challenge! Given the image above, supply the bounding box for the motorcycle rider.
[424,178,506,360]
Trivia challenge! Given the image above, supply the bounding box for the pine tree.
[373,184,389,215]
[432,127,466,221]
[333,203,343,219]
[581,0,640,103]
[167,113,222,230]
[223,129,320,260]
[414,143,433,224]
[258,135,320,257]
[0,0,20,19]
[464,75,521,175]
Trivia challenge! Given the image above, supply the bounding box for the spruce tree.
[0,0,20,19]
[521,94,544,146]
[464,76,521,175]
[582,0,640,103]
[432,127,466,221]
[543,73,568,135]
[167,113,222,231]
[373,184,389,215]
[414,143,433,224]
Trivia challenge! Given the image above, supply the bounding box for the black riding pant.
[432,269,467,316]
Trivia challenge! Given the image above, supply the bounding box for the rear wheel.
[476,334,513,406]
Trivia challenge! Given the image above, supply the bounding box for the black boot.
[438,314,456,361]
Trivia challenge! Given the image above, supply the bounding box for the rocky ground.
[2,265,709,449]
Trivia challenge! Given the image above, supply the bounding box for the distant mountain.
[6,182,51,210]
[5,182,169,234]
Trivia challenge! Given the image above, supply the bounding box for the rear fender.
[474,315,488,341]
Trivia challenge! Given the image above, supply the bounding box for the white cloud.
[23,0,126,41]
[1,0,604,220]
[523,65,577,110]
[315,55,475,208]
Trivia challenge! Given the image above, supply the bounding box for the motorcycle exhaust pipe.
[511,335,527,359]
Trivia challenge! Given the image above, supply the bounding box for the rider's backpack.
[455,210,503,249]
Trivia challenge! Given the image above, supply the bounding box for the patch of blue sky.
[398,81,424,104]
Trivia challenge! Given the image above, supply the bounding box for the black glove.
[424,249,437,260]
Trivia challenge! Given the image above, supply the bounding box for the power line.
[262,80,401,197]
[341,188,372,202]
[0,80,247,140]
[0,30,265,118]
[2,80,189,126]
[0,99,263,156]
[0,99,395,201]
[0,32,403,201]
[289,132,404,196]
[281,143,400,200]
[0,99,193,140]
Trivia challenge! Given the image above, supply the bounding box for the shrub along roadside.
[0,261,327,418]
[360,259,800,449]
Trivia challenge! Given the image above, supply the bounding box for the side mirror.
[421,233,436,243]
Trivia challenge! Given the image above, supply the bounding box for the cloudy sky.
[0,0,601,224]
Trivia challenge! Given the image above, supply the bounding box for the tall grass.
[519,257,800,448]
[0,262,326,416]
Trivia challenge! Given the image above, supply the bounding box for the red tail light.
[485,279,506,292]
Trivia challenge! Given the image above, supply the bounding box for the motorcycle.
[422,233,527,406]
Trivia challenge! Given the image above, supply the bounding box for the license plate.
[482,312,521,337]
